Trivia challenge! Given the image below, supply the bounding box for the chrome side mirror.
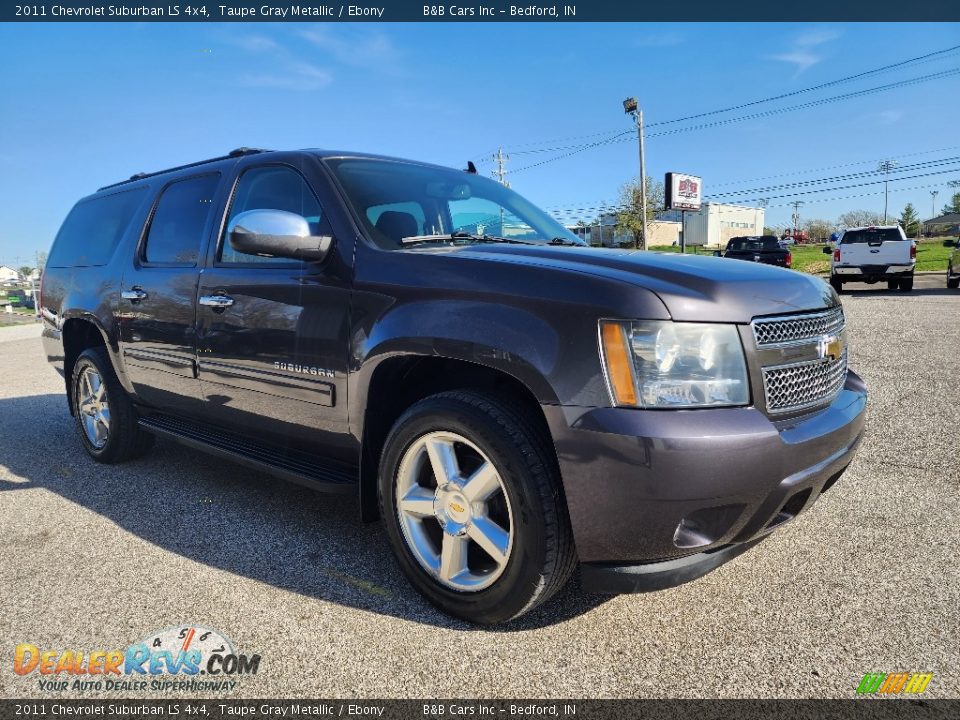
[227,209,332,262]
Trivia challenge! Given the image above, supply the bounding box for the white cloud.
[231,34,279,53]
[300,28,400,69]
[633,32,683,48]
[239,62,332,90]
[771,26,842,77]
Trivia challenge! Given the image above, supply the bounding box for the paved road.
[1,279,957,699]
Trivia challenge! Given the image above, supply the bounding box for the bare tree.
[837,209,885,228]
[803,218,834,243]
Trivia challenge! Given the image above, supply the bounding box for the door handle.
[121,288,148,302]
[199,294,235,308]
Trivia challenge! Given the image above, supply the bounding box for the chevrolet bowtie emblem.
[818,335,845,361]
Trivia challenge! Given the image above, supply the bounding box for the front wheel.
[378,390,575,624]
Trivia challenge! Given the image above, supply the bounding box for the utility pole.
[623,97,648,250]
[930,190,939,219]
[790,200,804,238]
[492,147,510,233]
[492,147,510,187]
[878,159,898,223]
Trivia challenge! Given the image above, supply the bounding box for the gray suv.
[39,148,868,623]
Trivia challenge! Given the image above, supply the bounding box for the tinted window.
[143,174,220,264]
[48,187,147,268]
[221,166,325,264]
[841,228,903,243]
[728,237,781,251]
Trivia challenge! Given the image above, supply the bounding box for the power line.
[510,68,960,174]
[474,44,960,162]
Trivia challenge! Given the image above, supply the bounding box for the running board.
[138,414,357,495]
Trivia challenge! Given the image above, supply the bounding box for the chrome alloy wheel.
[77,367,110,449]
[395,431,514,592]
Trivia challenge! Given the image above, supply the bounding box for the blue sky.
[1,21,958,266]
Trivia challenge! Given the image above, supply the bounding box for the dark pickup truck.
[718,235,792,268]
[40,148,867,624]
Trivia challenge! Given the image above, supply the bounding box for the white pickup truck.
[827,225,916,293]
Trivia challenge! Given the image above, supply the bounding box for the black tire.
[378,390,576,624]
[948,269,959,289]
[887,280,898,291]
[898,277,914,292]
[830,276,843,294]
[70,346,154,463]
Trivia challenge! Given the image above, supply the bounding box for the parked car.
[39,148,867,624]
[716,235,792,268]
[826,225,915,293]
[947,237,960,289]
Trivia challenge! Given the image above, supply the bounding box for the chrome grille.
[752,306,845,347]
[762,351,848,414]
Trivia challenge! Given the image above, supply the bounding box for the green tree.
[899,203,921,238]
[941,192,960,215]
[18,266,33,279]
[615,176,665,250]
[763,226,781,237]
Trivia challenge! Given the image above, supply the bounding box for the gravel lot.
[1,275,957,700]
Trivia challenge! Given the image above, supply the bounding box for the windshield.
[727,237,781,251]
[840,228,904,243]
[326,158,584,250]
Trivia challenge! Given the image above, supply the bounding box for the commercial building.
[569,213,681,247]
[569,202,764,249]
[660,202,766,248]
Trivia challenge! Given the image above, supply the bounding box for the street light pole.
[624,97,648,250]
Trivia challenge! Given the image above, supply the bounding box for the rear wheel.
[948,268,959,289]
[830,276,843,294]
[887,280,898,291]
[378,390,575,624]
[898,276,914,292]
[70,347,154,463]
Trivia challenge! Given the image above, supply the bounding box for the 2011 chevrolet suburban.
[40,148,868,624]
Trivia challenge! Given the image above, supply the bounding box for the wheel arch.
[356,354,559,522]
[61,316,113,415]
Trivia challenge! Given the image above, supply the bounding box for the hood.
[427,244,837,323]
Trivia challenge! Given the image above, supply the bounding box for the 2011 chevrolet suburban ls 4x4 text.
[40,148,867,624]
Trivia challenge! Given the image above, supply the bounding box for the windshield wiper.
[549,237,582,246]
[401,232,535,246]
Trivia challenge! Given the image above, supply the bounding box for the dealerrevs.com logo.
[13,625,261,693]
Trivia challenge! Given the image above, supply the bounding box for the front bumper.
[542,370,867,593]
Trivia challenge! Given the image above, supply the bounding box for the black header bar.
[5,1,960,22]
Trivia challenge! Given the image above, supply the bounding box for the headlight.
[599,320,749,408]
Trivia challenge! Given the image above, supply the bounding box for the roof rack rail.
[98,147,270,191]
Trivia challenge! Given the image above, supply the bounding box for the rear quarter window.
[47,187,147,268]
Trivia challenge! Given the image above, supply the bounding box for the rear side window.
[143,174,220,265]
[47,187,147,268]
[841,228,903,243]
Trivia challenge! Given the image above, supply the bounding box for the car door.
[194,159,354,462]
[118,172,223,413]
